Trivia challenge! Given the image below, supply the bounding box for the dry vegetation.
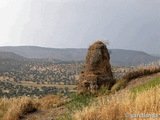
[111,64,160,91]
[123,65,160,82]
[0,63,160,120]
[0,96,38,120]
[71,63,160,120]
[38,95,65,110]
[72,86,160,120]
[0,60,83,98]
[0,95,65,120]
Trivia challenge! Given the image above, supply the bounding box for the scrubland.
[0,63,160,120]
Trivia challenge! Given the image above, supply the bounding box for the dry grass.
[123,65,160,82]
[111,65,160,91]
[72,86,160,120]
[1,96,39,120]
[38,95,65,110]
[0,95,66,120]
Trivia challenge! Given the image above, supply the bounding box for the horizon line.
[0,45,158,55]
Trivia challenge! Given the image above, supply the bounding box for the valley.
[0,56,137,98]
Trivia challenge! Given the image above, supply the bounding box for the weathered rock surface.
[77,41,115,94]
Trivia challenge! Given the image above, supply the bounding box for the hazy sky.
[0,0,160,54]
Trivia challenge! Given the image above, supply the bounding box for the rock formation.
[77,41,115,94]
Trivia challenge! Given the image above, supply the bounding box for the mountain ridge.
[0,46,159,66]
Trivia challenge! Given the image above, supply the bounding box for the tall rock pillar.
[77,41,115,94]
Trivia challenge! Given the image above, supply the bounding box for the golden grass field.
[72,85,160,120]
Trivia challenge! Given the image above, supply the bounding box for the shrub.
[0,95,65,120]
[123,66,160,82]
[112,66,160,92]
[2,96,39,120]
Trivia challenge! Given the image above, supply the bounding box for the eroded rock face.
[77,41,115,94]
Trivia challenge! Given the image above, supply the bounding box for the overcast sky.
[0,0,160,54]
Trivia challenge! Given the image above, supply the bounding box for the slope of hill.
[0,46,159,66]
[0,51,28,61]
[0,51,63,63]
[0,46,87,61]
[110,49,160,66]
[18,72,160,120]
[151,54,160,57]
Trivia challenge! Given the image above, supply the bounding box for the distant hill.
[0,46,159,66]
[110,49,160,66]
[0,51,27,61]
[0,51,63,63]
[151,54,160,57]
[0,46,87,61]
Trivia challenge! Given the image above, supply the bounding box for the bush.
[0,95,65,120]
[112,66,160,92]
[123,66,160,82]
[2,96,39,120]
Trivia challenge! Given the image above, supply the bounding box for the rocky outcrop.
[77,41,115,94]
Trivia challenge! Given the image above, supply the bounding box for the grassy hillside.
[0,66,160,120]
[72,84,160,120]
[131,77,160,94]
[70,66,160,120]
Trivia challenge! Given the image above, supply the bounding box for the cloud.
[0,0,159,54]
